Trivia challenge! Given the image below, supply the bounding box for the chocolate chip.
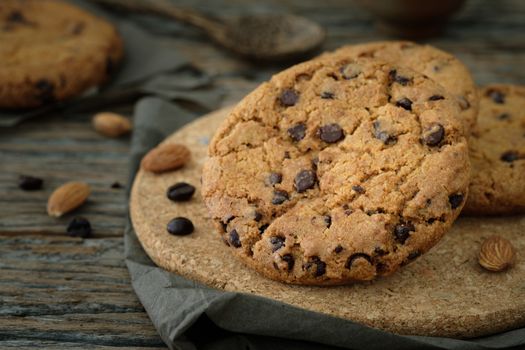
[270,236,285,252]
[334,245,343,253]
[67,217,92,238]
[389,69,410,86]
[18,175,43,191]
[305,256,326,277]
[448,193,464,209]
[458,96,470,110]
[324,215,332,228]
[167,182,195,201]
[394,223,415,244]
[287,123,306,142]
[311,156,319,170]
[487,89,505,104]
[282,254,295,271]
[35,79,55,103]
[428,95,444,101]
[321,91,335,99]
[294,170,316,193]
[340,63,361,79]
[110,181,122,189]
[167,217,194,236]
[254,211,263,222]
[343,204,352,215]
[345,253,372,269]
[497,113,511,120]
[259,224,269,235]
[319,123,344,143]
[272,190,289,205]
[268,172,283,185]
[373,121,397,145]
[280,89,299,106]
[501,151,519,162]
[422,123,445,146]
[396,97,412,111]
[229,229,242,247]
[352,185,365,194]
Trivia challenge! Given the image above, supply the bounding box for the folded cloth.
[125,97,525,350]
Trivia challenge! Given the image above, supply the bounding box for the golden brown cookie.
[201,56,470,285]
[0,0,124,109]
[324,41,479,133]
[464,84,525,215]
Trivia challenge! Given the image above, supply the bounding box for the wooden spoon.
[91,0,325,61]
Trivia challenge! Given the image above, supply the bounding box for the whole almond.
[478,236,516,272]
[92,112,132,138]
[47,182,91,217]
[141,143,191,173]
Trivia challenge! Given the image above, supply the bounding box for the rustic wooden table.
[1,0,523,348]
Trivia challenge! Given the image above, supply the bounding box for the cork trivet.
[130,107,525,338]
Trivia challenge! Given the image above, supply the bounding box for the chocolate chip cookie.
[324,41,479,133]
[202,56,470,285]
[464,84,525,214]
[0,0,123,109]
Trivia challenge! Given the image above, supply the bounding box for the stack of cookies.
[201,41,524,285]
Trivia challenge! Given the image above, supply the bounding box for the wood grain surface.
[1,0,524,348]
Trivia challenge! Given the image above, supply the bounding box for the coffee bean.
[340,63,361,80]
[280,89,299,106]
[305,256,326,277]
[167,182,195,201]
[272,190,289,205]
[321,91,335,99]
[270,236,285,252]
[319,123,344,143]
[389,69,410,86]
[324,215,332,228]
[259,224,269,235]
[497,113,511,120]
[167,217,194,236]
[501,151,519,162]
[334,245,343,253]
[448,193,464,209]
[282,254,295,271]
[487,89,505,104]
[352,185,365,194]
[294,169,316,193]
[396,97,412,111]
[345,253,372,269]
[373,121,397,145]
[67,217,92,238]
[229,229,242,247]
[254,211,263,222]
[428,95,444,101]
[394,223,415,244]
[110,181,122,189]
[18,175,43,191]
[287,123,306,142]
[422,123,445,146]
[268,172,282,185]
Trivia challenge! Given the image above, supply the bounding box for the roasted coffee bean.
[396,97,412,111]
[501,151,519,163]
[167,217,194,236]
[448,193,464,209]
[167,182,195,201]
[294,169,316,193]
[287,123,306,141]
[281,254,295,271]
[268,172,283,185]
[280,89,299,106]
[272,190,289,205]
[422,123,445,146]
[18,175,43,191]
[487,89,505,104]
[352,185,365,194]
[229,229,242,247]
[428,95,444,101]
[394,223,415,244]
[319,123,344,143]
[67,217,92,238]
[345,253,372,269]
[270,236,285,252]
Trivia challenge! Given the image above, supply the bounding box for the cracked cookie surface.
[464,84,525,214]
[0,0,123,109]
[202,56,470,285]
[323,41,479,134]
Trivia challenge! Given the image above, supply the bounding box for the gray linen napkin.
[125,97,525,350]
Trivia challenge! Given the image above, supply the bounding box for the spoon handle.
[91,0,226,33]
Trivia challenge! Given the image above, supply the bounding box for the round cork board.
[130,107,525,339]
